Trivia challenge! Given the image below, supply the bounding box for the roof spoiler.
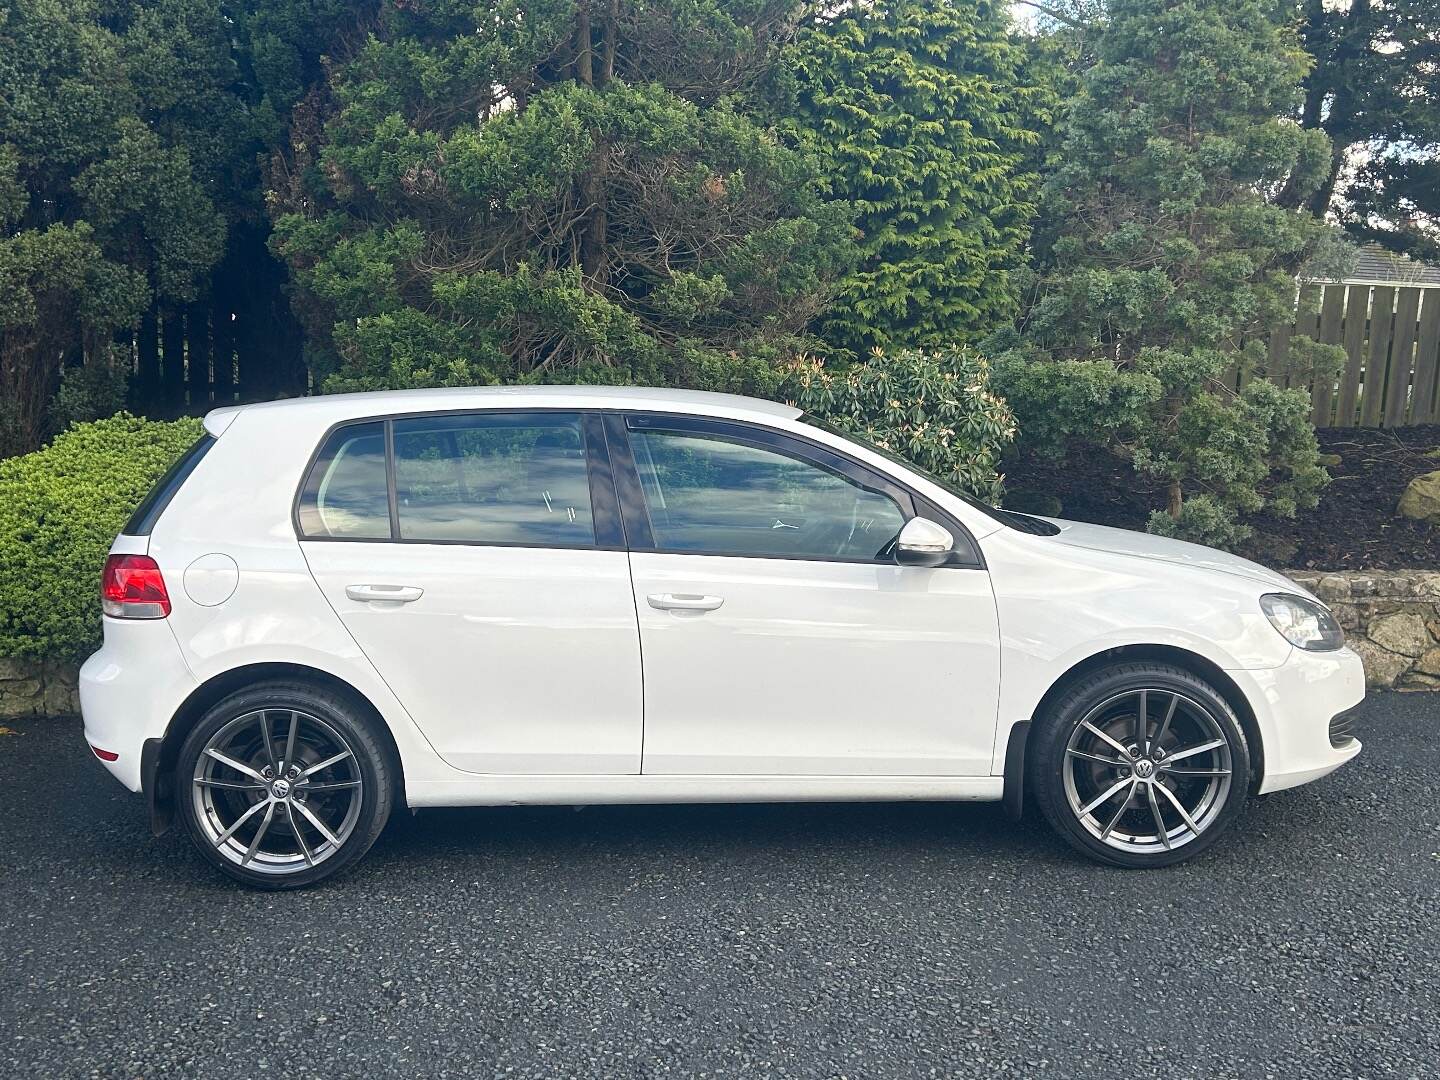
[203,405,246,438]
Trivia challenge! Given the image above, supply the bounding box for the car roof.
[204,385,802,437]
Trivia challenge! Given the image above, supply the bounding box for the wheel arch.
[1003,644,1265,819]
[145,662,407,836]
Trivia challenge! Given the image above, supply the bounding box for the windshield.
[799,415,1058,534]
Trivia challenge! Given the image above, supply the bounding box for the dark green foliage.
[269,1,857,394]
[0,415,204,661]
[786,346,1016,503]
[1288,0,1439,261]
[47,363,131,434]
[998,0,1344,548]
[0,0,254,450]
[786,0,1049,357]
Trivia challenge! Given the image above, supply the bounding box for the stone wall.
[1289,571,1440,690]
[2,569,1438,714]
[0,657,80,717]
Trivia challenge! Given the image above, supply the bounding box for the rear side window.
[124,435,215,536]
[392,413,595,545]
[296,422,390,539]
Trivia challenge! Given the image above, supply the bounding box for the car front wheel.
[175,681,394,889]
[1030,662,1252,868]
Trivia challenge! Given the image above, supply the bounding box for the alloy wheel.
[190,708,365,876]
[1061,689,1234,855]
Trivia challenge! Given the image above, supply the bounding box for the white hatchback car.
[81,387,1364,887]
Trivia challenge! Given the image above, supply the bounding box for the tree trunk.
[574,4,609,289]
[136,312,159,405]
[575,7,593,87]
[1167,481,1183,520]
[1282,0,1368,214]
[212,302,234,404]
[0,335,51,454]
[186,301,211,409]
[601,0,618,84]
[161,309,186,416]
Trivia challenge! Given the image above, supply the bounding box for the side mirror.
[894,517,954,568]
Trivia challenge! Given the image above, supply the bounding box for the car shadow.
[362,797,1071,874]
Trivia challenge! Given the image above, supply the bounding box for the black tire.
[175,681,395,889]
[1029,662,1252,868]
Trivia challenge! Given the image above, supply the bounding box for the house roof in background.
[1314,243,1440,287]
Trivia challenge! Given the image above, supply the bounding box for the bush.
[47,362,132,435]
[0,414,204,662]
[785,346,1016,503]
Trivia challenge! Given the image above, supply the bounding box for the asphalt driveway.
[1,694,1436,1079]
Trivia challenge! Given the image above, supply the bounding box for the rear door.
[298,410,643,775]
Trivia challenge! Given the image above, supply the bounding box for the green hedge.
[0,414,204,662]
[786,346,1016,505]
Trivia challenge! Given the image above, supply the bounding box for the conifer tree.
[997,0,1343,547]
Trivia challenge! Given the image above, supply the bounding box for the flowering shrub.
[786,346,1016,503]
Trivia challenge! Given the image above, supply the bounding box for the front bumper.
[1229,644,1366,794]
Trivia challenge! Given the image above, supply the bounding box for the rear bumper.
[79,619,197,793]
[1230,645,1366,795]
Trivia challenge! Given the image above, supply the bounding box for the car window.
[297,422,390,539]
[392,413,595,545]
[629,428,906,561]
[124,434,215,536]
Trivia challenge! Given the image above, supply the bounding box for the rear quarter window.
[296,422,391,539]
[124,435,216,536]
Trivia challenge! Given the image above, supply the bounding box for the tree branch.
[1014,1,1088,31]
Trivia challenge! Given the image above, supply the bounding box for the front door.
[612,414,1001,777]
[298,410,642,774]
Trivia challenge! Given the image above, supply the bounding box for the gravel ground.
[1,695,1436,1079]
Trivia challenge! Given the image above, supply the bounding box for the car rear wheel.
[175,682,394,889]
[1030,662,1252,868]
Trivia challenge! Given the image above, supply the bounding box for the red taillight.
[91,745,120,762]
[101,554,171,619]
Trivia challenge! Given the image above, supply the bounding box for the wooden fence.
[103,278,1440,429]
[108,228,308,418]
[1241,282,1440,428]
[113,301,307,418]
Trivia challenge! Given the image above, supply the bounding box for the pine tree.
[787,0,1049,357]
[1287,0,1440,261]
[0,0,249,451]
[267,0,857,394]
[997,0,1343,548]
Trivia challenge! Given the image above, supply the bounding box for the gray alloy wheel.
[191,708,365,876]
[1030,662,1252,868]
[1062,688,1234,855]
[176,681,394,889]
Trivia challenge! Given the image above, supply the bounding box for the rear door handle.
[345,584,424,604]
[647,593,724,612]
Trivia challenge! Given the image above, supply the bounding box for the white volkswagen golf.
[80,387,1364,887]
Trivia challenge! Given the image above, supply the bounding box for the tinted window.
[392,413,595,545]
[124,435,215,536]
[297,422,390,539]
[629,428,906,561]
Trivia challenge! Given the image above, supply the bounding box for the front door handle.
[647,593,725,612]
[345,584,424,604]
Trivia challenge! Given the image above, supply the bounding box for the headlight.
[1260,593,1345,651]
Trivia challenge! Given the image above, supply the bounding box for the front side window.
[628,427,906,561]
[392,413,595,545]
[297,422,390,539]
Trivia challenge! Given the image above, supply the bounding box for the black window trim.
[291,407,625,551]
[124,433,216,536]
[610,411,984,569]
